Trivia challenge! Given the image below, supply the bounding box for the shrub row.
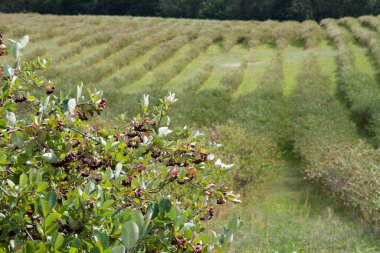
[208,124,284,191]
[143,34,192,71]
[248,20,280,47]
[272,21,302,48]
[231,52,287,142]
[222,23,252,52]
[148,34,216,87]
[170,53,286,190]
[300,20,326,48]
[290,53,380,228]
[84,26,189,84]
[55,20,166,65]
[78,20,170,69]
[219,56,248,91]
[110,34,192,89]
[359,15,380,33]
[182,63,214,91]
[323,19,380,145]
[339,17,380,69]
[50,21,185,84]
[224,53,286,187]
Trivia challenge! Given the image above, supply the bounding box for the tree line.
[0,0,379,21]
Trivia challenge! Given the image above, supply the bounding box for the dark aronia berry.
[45,86,55,95]
[217,197,227,205]
[14,95,27,103]
[122,176,133,186]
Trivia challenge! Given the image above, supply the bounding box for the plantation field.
[2,13,380,252]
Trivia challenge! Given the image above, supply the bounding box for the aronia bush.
[0,34,242,252]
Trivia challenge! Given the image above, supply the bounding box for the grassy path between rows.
[216,153,380,253]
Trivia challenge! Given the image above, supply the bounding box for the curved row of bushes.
[182,63,214,91]
[339,17,380,69]
[111,34,191,89]
[359,15,380,33]
[322,19,380,145]
[149,28,224,88]
[248,20,326,49]
[53,21,192,85]
[290,53,380,228]
[223,52,287,189]
[219,57,248,92]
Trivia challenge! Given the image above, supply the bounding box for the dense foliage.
[0,0,379,21]
[290,53,380,230]
[0,35,242,252]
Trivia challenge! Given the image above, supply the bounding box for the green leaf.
[0,119,6,129]
[95,232,109,250]
[228,214,242,231]
[19,173,28,189]
[121,221,139,249]
[111,245,125,253]
[68,248,78,253]
[10,41,20,59]
[43,96,50,111]
[90,246,101,253]
[76,82,83,101]
[47,191,57,209]
[42,151,57,163]
[36,182,49,192]
[67,98,77,114]
[3,64,14,78]
[72,238,82,248]
[130,210,144,236]
[36,222,44,236]
[44,213,59,236]
[6,111,16,126]
[25,141,37,158]
[19,35,29,48]
[24,241,35,253]
[54,233,64,250]
[38,199,50,218]
[100,200,114,210]
[115,163,122,177]
[0,152,7,165]
[159,199,172,216]
[143,205,154,235]
[35,242,47,253]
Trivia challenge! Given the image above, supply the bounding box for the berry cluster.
[200,207,214,221]
[45,85,55,95]
[95,99,106,114]
[14,95,27,103]
[55,119,64,131]
[172,236,187,249]
[193,243,203,253]
[52,152,78,168]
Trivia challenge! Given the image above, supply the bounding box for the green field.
[2,13,380,252]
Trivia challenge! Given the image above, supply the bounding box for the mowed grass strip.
[235,44,276,96]
[283,45,308,96]
[313,40,337,95]
[202,43,250,90]
[222,156,380,253]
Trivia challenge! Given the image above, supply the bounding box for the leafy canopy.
[0,34,241,252]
